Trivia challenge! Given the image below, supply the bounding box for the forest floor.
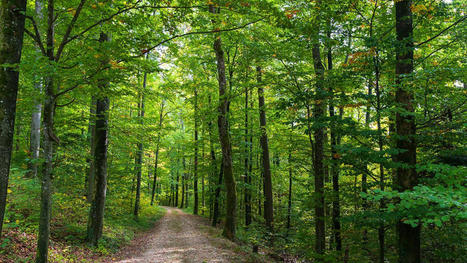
[107,207,269,263]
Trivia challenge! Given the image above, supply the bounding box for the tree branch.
[416,15,466,47]
[24,15,46,55]
[55,0,87,61]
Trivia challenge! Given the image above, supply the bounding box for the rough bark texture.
[395,1,420,262]
[311,14,326,255]
[36,1,55,261]
[193,87,199,215]
[256,66,273,232]
[0,0,27,236]
[209,5,236,240]
[86,32,110,247]
[151,101,164,206]
[328,43,342,252]
[86,97,97,202]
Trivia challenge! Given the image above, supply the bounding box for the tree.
[86,32,110,247]
[311,2,327,256]
[0,0,28,236]
[394,1,420,262]
[256,66,273,232]
[209,4,237,240]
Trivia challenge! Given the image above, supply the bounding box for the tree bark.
[36,1,56,261]
[0,0,27,236]
[151,101,164,205]
[395,1,420,262]
[134,71,146,217]
[256,66,273,232]
[86,97,96,202]
[209,5,236,240]
[311,7,326,255]
[193,86,199,215]
[86,32,110,247]
[244,80,252,227]
[328,39,342,252]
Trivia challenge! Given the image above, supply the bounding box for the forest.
[0,0,466,262]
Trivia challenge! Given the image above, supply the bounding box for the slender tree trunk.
[86,97,97,202]
[395,1,420,262]
[311,6,326,255]
[87,33,110,246]
[256,66,274,233]
[328,40,342,252]
[134,73,146,217]
[244,81,252,227]
[209,5,236,240]
[0,0,28,236]
[26,0,44,179]
[151,101,164,205]
[193,87,199,215]
[175,170,179,207]
[286,125,294,232]
[36,1,56,261]
[180,159,185,208]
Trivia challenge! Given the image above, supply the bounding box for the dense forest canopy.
[0,0,466,262]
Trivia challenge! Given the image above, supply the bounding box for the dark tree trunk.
[180,158,185,208]
[193,87,199,215]
[312,13,326,255]
[134,73,146,217]
[244,81,252,227]
[86,97,97,202]
[209,5,236,240]
[286,124,293,232]
[256,66,273,232]
[328,40,342,252]
[175,170,179,207]
[395,1,420,262]
[36,1,56,261]
[86,32,110,247]
[0,0,27,236]
[151,101,164,206]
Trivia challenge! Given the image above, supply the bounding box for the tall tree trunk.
[86,97,96,202]
[151,101,164,205]
[256,66,273,233]
[209,5,236,240]
[134,72,146,217]
[395,1,420,262]
[87,33,110,246]
[244,80,252,227]
[311,5,326,255]
[0,0,27,236]
[36,1,56,261]
[328,38,342,252]
[193,87,199,215]
[26,0,44,179]
[287,124,294,232]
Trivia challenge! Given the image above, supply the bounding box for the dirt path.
[111,207,256,263]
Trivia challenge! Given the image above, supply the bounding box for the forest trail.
[111,207,250,263]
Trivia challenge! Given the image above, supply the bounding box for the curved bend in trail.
[113,207,250,263]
